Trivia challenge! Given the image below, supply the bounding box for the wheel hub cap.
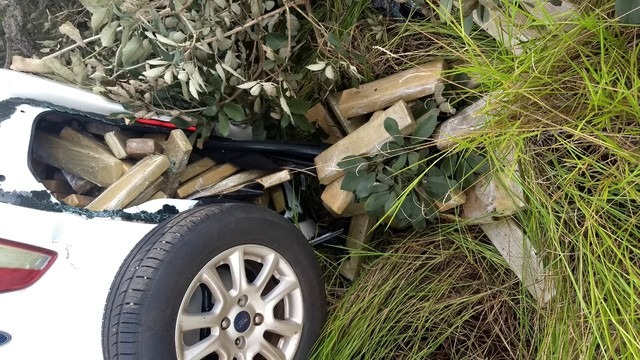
[233,310,251,333]
[175,245,305,360]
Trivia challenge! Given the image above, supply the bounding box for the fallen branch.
[110,1,305,79]
[43,28,123,60]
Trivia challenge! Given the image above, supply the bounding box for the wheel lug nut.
[235,336,246,349]
[237,295,248,307]
[254,313,264,326]
[221,317,231,330]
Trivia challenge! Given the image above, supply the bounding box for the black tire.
[102,202,326,360]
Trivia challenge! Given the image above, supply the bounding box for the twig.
[110,61,147,79]
[222,0,306,39]
[157,0,194,18]
[43,27,123,60]
[285,2,292,61]
[179,0,193,12]
[4,37,12,69]
[295,1,327,43]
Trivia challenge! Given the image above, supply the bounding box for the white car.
[0,69,326,360]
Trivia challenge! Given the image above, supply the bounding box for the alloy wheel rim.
[175,244,304,360]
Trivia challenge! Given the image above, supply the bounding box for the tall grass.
[311,1,640,359]
[313,226,539,359]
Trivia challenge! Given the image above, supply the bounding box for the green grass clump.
[312,1,640,359]
[462,8,640,357]
[312,226,539,359]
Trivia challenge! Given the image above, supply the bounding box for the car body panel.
[0,103,49,192]
[0,202,155,359]
[0,69,197,358]
[0,69,124,117]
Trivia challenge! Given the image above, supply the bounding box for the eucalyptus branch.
[110,2,305,80]
[43,27,123,60]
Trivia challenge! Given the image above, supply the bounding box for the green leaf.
[287,99,311,115]
[59,21,86,47]
[263,59,276,70]
[289,73,305,81]
[252,119,267,140]
[223,103,246,122]
[203,105,218,117]
[327,33,343,49]
[455,160,476,189]
[352,52,367,64]
[463,15,474,35]
[454,158,472,178]
[338,156,368,173]
[170,116,193,129]
[411,216,427,230]
[203,96,217,106]
[390,153,407,173]
[356,173,377,199]
[100,21,119,47]
[150,39,172,61]
[265,33,288,49]
[173,50,185,64]
[439,0,453,15]
[108,111,134,120]
[217,113,230,137]
[148,8,166,35]
[197,122,213,148]
[121,35,143,64]
[616,0,640,24]
[381,141,403,155]
[392,216,410,229]
[407,152,420,167]
[78,0,109,13]
[377,173,394,186]
[369,182,390,193]
[441,154,458,176]
[384,117,401,137]
[340,171,362,192]
[400,193,422,219]
[411,111,438,143]
[384,190,397,213]
[292,114,315,132]
[424,176,451,200]
[280,115,290,128]
[91,7,112,32]
[461,172,475,189]
[465,153,489,173]
[365,191,388,213]
[428,166,446,178]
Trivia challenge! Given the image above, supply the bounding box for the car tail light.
[135,118,197,132]
[0,238,57,293]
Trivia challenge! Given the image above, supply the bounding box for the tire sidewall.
[121,204,325,360]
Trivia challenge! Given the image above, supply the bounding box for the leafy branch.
[338,102,488,230]
[11,0,322,144]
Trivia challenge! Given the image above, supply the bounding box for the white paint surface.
[0,69,124,116]
[0,202,155,359]
[0,71,194,358]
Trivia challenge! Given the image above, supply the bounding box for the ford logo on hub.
[0,331,11,346]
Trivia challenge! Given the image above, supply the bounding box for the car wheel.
[102,202,326,360]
